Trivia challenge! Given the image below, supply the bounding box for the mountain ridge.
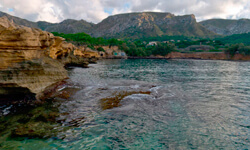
[0,11,93,34]
[91,12,216,38]
[200,19,250,35]
[0,11,249,38]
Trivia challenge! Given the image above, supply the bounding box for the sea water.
[0,59,249,149]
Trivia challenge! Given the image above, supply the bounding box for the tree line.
[52,32,176,56]
[52,32,250,57]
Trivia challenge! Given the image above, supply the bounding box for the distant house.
[119,52,126,56]
[148,41,158,46]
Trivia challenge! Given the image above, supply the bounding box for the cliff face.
[200,19,250,35]
[92,12,216,38]
[0,16,55,69]
[0,17,99,103]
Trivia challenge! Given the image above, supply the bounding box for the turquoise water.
[1,59,250,149]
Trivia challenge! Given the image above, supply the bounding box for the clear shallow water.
[1,59,250,149]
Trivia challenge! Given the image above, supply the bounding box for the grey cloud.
[0,0,249,23]
[101,0,128,8]
[130,0,248,19]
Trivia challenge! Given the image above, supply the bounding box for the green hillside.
[217,33,250,45]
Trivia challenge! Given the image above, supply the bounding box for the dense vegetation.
[53,32,250,57]
[52,32,122,47]
[139,35,191,42]
[216,33,250,45]
[52,32,176,56]
[120,42,176,56]
[225,43,250,56]
[174,39,224,49]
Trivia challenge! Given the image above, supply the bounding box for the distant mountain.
[2,11,250,39]
[200,19,250,35]
[91,12,216,38]
[38,19,94,34]
[0,11,38,28]
[0,11,93,34]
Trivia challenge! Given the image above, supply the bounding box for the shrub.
[225,43,250,56]
[97,47,105,52]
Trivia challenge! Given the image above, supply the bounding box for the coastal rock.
[0,57,68,103]
[94,46,127,59]
[0,16,54,69]
[0,17,99,103]
[49,39,100,67]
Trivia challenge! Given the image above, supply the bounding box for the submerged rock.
[0,86,80,139]
[0,17,100,140]
[100,91,151,110]
[12,121,58,138]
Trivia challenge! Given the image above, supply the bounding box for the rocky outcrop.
[94,46,127,59]
[0,17,99,103]
[0,58,68,103]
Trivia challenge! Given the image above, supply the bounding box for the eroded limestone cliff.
[0,17,99,103]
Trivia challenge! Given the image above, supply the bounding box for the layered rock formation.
[0,17,99,103]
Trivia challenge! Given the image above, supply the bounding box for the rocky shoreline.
[128,52,250,61]
[0,14,249,105]
[0,16,100,104]
[0,17,102,139]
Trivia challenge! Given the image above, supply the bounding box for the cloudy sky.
[0,0,249,23]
